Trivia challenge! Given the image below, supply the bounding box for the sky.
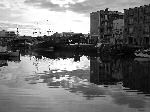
[0,0,150,36]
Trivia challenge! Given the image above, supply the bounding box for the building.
[90,11,100,38]
[62,32,74,37]
[52,32,75,38]
[111,19,124,44]
[90,8,124,43]
[0,30,16,45]
[124,4,150,46]
[0,30,16,38]
[0,30,5,37]
[52,32,63,38]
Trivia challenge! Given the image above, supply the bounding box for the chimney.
[105,8,109,12]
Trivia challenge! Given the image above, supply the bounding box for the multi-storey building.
[90,11,100,43]
[90,8,124,43]
[124,4,150,46]
[0,30,16,45]
[111,19,124,44]
[90,11,100,36]
[0,30,7,37]
[0,30,16,38]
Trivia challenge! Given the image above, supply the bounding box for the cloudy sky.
[0,0,150,36]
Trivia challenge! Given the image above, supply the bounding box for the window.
[129,18,133,24]
[105,15,108,20]
[144,16,150,23]
[129,10,134,15]
[144,6,150,13]
[129,27,133,33]
[144,25,149,33]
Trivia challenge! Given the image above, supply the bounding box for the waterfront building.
[52,32,63,38]
[62,32,74,37]
[0,30,16,38]
[90,8,124,43]
[0,30,5,37]
[52,32,76,38]
[51,32,88,44]
[0,30,16,45]
[90,11,100,39]
[111,19,124,44]
[124,4,150,46]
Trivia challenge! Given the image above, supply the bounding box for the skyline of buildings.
[0,3,150,47]
[124,4,150,46]
[0,30,16,38]
[90,4,150,46]
[90,8,124,44]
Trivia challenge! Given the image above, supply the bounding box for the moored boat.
[135,49,150,58]
[0,46,9,58]
[97,43,137,56]
[0,60,8,67]
[0,46,20,58]
[8,50,20,57]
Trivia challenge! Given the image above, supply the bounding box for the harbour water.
[0,50,150,112]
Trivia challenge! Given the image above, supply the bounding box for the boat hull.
[97,43,138,56]
[0,50,20,58]
[8,50,20,57]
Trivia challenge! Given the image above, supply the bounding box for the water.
[0,50,150,112]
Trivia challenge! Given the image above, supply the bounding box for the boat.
[0,51,20,58]
[135,53,150,58]
[0,46,20,58]
[0,60,8,67]
[8,50,20,57]
[8,38,33,48]
[135,49,150,58]
[31,41,55,53]
[97,43,137,56]
[0,46,8,58]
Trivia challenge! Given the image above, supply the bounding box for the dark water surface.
[0,50,150,112]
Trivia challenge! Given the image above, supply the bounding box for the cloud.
[0,22,35,36]
[0,9,19,22]
[24,0,108,15]
[73,19,83,22]
[67,0,150,14]
[0,0,28,23]
[24,0,150,15]
[0,22,34,30]
[24,0,66,12]
[0,3,5,8]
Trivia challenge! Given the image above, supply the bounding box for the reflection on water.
[90,56,150,111]
[0,50,150,112]
[90,56,150,94]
